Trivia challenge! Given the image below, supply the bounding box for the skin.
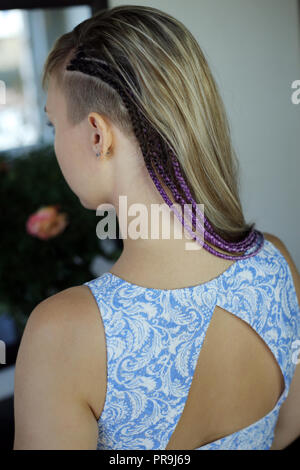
[13,73,242,449]
[43,73,236,284]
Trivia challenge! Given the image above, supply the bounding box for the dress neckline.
[104,238,267,293]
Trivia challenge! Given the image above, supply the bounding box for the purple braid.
[66,45,264,260]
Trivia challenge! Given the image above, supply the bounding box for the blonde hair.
[42,4,257,254]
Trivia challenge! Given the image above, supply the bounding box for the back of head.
[42,4,259,255]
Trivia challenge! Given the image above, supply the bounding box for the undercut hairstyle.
[42,4,263,259]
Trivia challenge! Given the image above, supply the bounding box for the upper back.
[83,232,300,450]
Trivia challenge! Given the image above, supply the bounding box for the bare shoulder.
[13,284,107,449]
[19,284,106,420]
[263,232,300,295]
[27,284,105,339]
[263,233,300,449]
[29,284,99,324]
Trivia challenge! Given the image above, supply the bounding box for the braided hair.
[66,45,264,260]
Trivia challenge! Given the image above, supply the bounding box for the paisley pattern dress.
[83,239,300,450]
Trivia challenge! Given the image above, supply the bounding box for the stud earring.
[96,149,110,159]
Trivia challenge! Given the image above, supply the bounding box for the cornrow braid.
[66,45,264,260]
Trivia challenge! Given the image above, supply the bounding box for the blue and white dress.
[84,239,300,450]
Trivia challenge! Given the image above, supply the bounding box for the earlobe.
[95,149,111,159]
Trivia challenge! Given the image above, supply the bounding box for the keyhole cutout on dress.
[164,304,285,450]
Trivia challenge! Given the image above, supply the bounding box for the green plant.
[0,144,122,335]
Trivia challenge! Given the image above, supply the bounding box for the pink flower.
[26,205,68,240]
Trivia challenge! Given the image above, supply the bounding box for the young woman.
[13,5,300,450]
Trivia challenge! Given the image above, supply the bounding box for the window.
[0,5,91,153]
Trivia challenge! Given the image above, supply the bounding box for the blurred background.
[0,0,299,451]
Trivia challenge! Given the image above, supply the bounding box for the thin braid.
[66,46,264,260]
[168,148,258,251]
[152,141,258,253]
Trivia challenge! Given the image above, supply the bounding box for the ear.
[88,112,113,156]
[87,113,102,153]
